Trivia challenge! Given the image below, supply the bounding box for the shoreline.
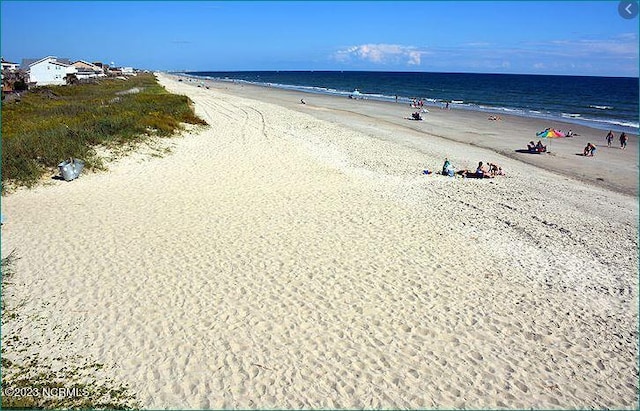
[1,72,637,409]
[171,73,638,197]
[177,72,639,135]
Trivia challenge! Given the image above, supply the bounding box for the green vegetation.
[1,250,19,313]
[0,74,195,408]
[1,73,207,189]
[1,252,141,409]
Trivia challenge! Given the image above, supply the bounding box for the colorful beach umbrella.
[535,128,565,153]
[536,128,566,138]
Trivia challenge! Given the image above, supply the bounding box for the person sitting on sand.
[457,162,494,178]
[442,158,455,177]
[583,142,596,156]
[488,162,505,176]
[536,140,547,152]
[442,158,450,175]
[411,112,422,121]
[476,161,491,177]
[527,141,537,152]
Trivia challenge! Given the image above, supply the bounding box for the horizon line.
[172,69,640,79]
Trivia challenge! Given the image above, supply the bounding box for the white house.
[28,56,77,86]
[1,58,19,72]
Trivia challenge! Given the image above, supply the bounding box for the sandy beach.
[1,73,638,409]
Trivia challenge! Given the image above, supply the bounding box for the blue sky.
[1,1,638,76]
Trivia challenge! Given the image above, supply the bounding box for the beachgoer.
[488,162,505,176]
[473,161,493,178]
[442,158,454,177]
[620,132,627,149]
[441,158,450,175]
[606,130,614,147]
[528,141,537,152]
[300,99,306,104]
[584,143,596,156]
[536,140,546,152]
[456,162,493,178]
[476,161,489,176]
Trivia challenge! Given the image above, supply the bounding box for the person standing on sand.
[620,132,627,149]
[606,130,614,147]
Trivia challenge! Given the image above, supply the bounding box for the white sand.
[1,73,637,409]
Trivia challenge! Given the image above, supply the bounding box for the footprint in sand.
[514,380,529,393]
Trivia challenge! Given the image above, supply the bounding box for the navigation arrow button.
[619,1,638,19]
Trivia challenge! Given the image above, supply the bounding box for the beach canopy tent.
[536,128,566,138]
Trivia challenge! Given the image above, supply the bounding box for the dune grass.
[1,73,203,408]
[1,73,207,190]
[1,252,141,409]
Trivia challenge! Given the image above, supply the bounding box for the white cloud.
[407,51,422,65]
[529,33,639,60]
[334,43,426,66]
[549,39,637,57]
[331,34,637,76]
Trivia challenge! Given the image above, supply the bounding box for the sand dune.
[1,73,637,409]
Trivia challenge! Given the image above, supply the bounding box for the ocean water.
[184,71,639,134]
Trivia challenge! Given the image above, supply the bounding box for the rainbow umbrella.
[535,128,566,153]
[536,128,566,138]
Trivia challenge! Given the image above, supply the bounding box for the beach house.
[2,58,28,94]
[1,58,19,72]
[27,56,77,86]
[72,60,105,80]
